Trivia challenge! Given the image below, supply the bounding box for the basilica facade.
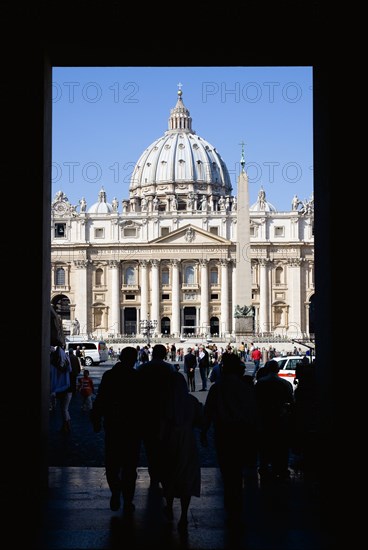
[51,90,314,341]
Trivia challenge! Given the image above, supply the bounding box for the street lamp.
[139,315,158,346]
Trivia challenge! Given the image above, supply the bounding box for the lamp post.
[139,315,158,346]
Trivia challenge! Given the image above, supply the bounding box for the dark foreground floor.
[43,369,334,549]
[37,466,333,550]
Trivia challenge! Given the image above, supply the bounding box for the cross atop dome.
[177,82,183,97]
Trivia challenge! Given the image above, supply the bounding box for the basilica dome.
[129,89,232,200]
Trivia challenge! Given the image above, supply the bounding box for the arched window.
[95,268,103,286]
[275,266,283,284]
[162,268,169,285]
[55,267,65,286]
[210,268,218,284]
[184,265,195,284]
[125,266,135,285]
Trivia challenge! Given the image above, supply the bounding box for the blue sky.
[52,66,313,212]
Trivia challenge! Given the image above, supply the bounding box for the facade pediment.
[120,220,142,228]
[150,224,231,246]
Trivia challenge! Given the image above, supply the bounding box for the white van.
[65,338,109,366]
[273,355,313,387]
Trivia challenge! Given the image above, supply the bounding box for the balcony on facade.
[181,283,199,291]
[121,284,140,292]
[53,284,71,292]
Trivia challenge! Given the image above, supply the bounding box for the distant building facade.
[51,90,314,340]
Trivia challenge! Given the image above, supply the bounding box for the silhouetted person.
[198,344,210,391]
[90,346,141,514]
[209,357,222,383]
[160,375,203,532]
[57,348,81,433]
[75,345,83,368]
[255,359,294,480]
[255,359,275,381]
[50,345,72,431]
[201,352,258,525]
[251,346,262,377]
[183,346,196,391]
[137,344,187,488]
[78,369,94,411]
[293,358,320,478]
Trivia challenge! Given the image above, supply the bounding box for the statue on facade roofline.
[112,197,119,212]
[258,188,266,210]
[234,304,254,318]
[292,194,301,211]
[79,197,87,212]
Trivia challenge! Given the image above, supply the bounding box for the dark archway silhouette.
[124,307,137,335]
[2,9,333,549]
[161,316,170,335]
[210,316,219,335]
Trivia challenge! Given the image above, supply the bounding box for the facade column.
[139,260,149,332]
[109,260,120,335]
[221,259,230,337]
[74,259,89,336]
[200,259,209,335]
[304,301,310,337]
[136,307,141,332]
[171,259,180,337]
[259,259,269,333]
[288,258,302,337]
[151,259,160,333]
[291,216,299,239]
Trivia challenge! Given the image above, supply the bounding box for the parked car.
[65,338,109,366]
[273,355,313,387]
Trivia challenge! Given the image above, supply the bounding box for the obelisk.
[234,142,254,341]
